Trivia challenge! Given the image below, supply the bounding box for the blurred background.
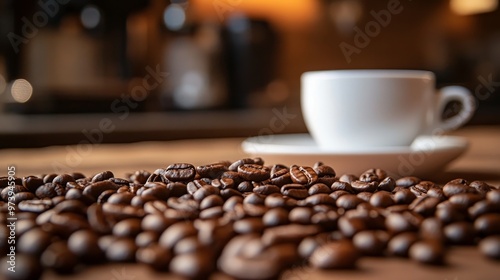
[0,0,499,148]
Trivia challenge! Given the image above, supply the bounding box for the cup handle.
[433,86,476,133]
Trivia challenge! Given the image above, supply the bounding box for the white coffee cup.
[301,70,475,150]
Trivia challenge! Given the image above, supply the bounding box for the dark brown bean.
[197,163,228,179]
[18,228,51,256]
[353,230,389,256]
[289,207,313,224]
[336,194,363,210]
[309,183,332,195]
[444,221,475,245]
[68,229,103,263]
[91,171,114,182]
[193,185,220,201]
[136,244,172,271]
[474,213,500,237]
[261,224,321,246]
[83,180,119,201]
[443,182,472,197]
[369,191,394,208]
[309,240,359,269]
[479,235,500,259]
[385,212,421,234]
[304,194,336,206]
[486,189,500,204]
[135,231,159,248]
[238,164,270,181]
[351,181,377,193]
[290,165,318,185]
[339,174,358,184]
[22,176,44,193]
[396,176,421,187]
[409,240,444,265]
[409,196,441,217]
[234,218,265,234]
[281,184,308,200]
[164,163,196,182]
[113,218,142,238]
[338,216,369,238]
[253,184,280,195]
[419,217,445,241]
[262,208,289,227]
[106,238,137,262]
[331,181,354,193]
[394,189,417,205]
[377,177,396,192]
[159,222,197,249]
[388,232,419,257]
[41,241,79,274]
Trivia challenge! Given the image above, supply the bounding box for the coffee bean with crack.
[290,165,318,185]
[163,163,196,182]
[238,164,271,182]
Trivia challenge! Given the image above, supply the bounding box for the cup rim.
[301,69,435,80]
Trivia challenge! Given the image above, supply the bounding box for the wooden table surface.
[1,125,499,279]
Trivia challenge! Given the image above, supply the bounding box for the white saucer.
[241,134,468,178]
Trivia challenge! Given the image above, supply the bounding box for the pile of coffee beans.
[1,158,499,280]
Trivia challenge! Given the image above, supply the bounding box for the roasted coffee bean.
[409,240,444,265]
[41,241,79,274]
[141,214,174,234]
[136,244,172,271]
[211,178,235,189]
[91,171,114,182]
[102,203,145,220]
[52,174,76,186]
[338,216,369,238]
[243,193,265,205]
[261,224,320,246]
[140,186,170,201]
[331,181,354,193]
[164,163,196,182]
[197,163,227,179]
[146,169,166,183]
[396,176,421,187]
[388,232,419,257]
[13,192,35,203]
[314,162,336,177]
[53,199,87,216]
[237,181,253,193]
[409,196,441,217]
[49,212,89,236]
[268,167,292,186]
[353,230,389,256]
[34,183,64,199]
[426,187,446,200]
[229,158,257,171]
[234,217,265,234]
[281,184,308,200]
[43,173,58,183]
[18,228,52,256]
[96,189,117,204]
[385,212,421,234]
[193,185,220,201]
[263,194,292,209]
[159,222,197,249]
[359,171,379,183]
[83,180,119,201]
[167,197,198,212]
[444,221,475,245]
[113,218,142,238]
[200,194,224,210]
[18,199,53,213]
[308,183,332,195]
[336,194,364,210]
[290,165,318,185]
[238,164,270,182]
[68,230,103,263]
[263,208,289,227]
[443,182,472,197]
[393,189,417,205]
[133,230,161,253]
[1,254,42,280]
[330,190,350,201]
[223,196,243,211]
[339,174,358,184]
[298,234,329,259]
[369,191,394,208]
[419,217,444,241]
[435,203,467,224]
[479,235,500,259]
[220,188,242,200]
[304,194,336,206]
[309,240,359,269]
[199,206,224,219]
[243,203,268,217]
[311,211,339,229]
[357,192,373,202]
[351,181,377,193]
[22,176,44,192]
[474,213,500,237]
[86,203,111,234]
[106,238,137,262]
[468,180,491,195]
[486,189,500,204]
[221,171,243,186]
[449,193,483,208]
[253,184,280,195]
[377,177,395,192]
[164,182,187,197]
[105,192,134,205]
[289,207,313,224]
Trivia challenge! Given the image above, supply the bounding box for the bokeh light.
[163,4,186,31]
[11,79,33,103]
[80,5,101,29]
